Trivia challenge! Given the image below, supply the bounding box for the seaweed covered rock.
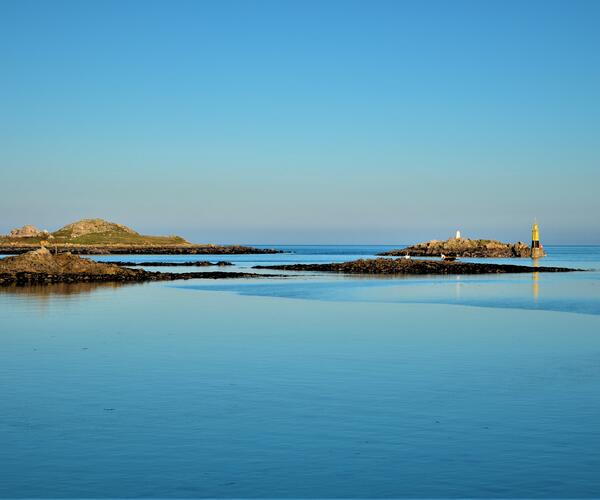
[254,257,575,275]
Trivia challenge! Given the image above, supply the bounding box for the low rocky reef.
[0,248,276,286]
[103,260,234,267]
[0,244,282,255]
[379,238,531,258]
[254,258,577,275]
[0,271,271,286]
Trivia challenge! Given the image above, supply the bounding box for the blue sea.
[2,245,600,498]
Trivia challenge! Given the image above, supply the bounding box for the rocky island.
[379,237,531,258]
[254,258,576,275]
[0,248,277,286]
[0,219,282,255]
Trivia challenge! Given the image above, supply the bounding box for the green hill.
[1,218,189,246]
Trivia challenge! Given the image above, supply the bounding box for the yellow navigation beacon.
[531,220,546,258]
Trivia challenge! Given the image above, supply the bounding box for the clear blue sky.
[1,0,598,244]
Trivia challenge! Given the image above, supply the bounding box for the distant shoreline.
[0,244,283,255]
[0,219,284,255]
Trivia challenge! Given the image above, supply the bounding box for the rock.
[379,238,532,258]
[0,249,281,286]
[104,260,234,267]
[254,258,577,274]
[0,247,131,275]
[8,225,46,238]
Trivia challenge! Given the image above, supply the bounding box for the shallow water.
[94,245,600,316]
[2,246,600,497]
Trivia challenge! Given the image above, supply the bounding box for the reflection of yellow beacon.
[531,220,546,258]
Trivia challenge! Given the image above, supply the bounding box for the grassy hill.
[1,219,189,246]
[0,218,282,254]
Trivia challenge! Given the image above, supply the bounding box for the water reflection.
[455,275,462,300]
[0,281,133,298]
[531,258,540,301]
[532,272,540,301]
[3,278,600,498]
[0,281,150,314]
[181,269,600,316]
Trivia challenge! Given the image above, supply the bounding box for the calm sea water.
[2,245,600,497]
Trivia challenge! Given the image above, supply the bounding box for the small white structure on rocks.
[455,230,461,239]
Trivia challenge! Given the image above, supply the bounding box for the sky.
[1,0,599,244]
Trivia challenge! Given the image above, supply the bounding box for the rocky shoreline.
[254,258,577,275]
[0,248,279,287]
[0,244,282,255]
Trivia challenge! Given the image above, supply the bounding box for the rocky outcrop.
[0,248,279,286]
[254,258,576,275]
[53,218,139,238]
[0,247,127,275]
[379,238,531,258]
[8,225,47,238]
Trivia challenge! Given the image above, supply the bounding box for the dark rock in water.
[254,258,578,275]
[379,238,531,258]
[0,270,279,286]
[103,260,234,267]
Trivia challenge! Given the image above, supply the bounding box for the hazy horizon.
[2,0,599,244]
